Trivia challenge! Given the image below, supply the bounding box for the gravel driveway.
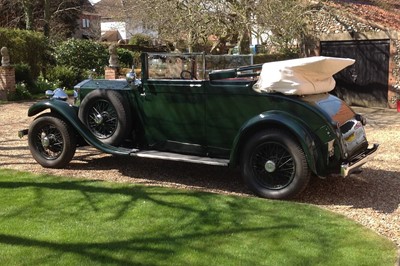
[0,101,399,252]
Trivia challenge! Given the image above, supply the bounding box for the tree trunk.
[238,28,250,54]
[188,31,193,53]
[22,0,34,30]
[43,0,50,36]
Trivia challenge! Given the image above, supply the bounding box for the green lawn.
[0,169,396,265]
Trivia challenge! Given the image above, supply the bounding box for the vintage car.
[19,52,378,199]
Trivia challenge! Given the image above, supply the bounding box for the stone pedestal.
[0,66,15,101]
[105,67,119,80]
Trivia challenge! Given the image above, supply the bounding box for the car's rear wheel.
[241,129,310,199]
[78,90,131,146]
[28,114,76,168]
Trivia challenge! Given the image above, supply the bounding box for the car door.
[139,54,206,154]
[205,79,257,158]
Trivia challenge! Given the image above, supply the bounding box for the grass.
[0,169,396,266]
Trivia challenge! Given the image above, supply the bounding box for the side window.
[165,57,185,79]
[148,57,167,79]
[147,54,202,80]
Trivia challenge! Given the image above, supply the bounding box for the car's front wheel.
[28,114,77,168]
[241,129,311,199]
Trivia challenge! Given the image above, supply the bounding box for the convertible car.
[19,53,378,199]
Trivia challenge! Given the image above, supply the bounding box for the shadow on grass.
[0,226,278,265]
[2,172,395,266]
[0,179,223,217]
[1,174,318,265]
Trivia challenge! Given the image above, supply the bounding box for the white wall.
[101,21,127,39]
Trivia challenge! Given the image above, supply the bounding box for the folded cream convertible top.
[253,56,355,95]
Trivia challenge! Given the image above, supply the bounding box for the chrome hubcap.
[41,134,50,148]
[264,160,276,173]
[94,113,103,125]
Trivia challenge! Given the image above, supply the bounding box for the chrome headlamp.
[45,88,68,101]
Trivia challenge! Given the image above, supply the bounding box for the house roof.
[100,30,122,42]
[94,0,125,20]
[82,0,97,13]
[329,0,400,30]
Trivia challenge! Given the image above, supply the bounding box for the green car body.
[22,52,378,199]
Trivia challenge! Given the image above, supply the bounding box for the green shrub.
[128,33,152,47]
[131,51,142,69]
[54,39,108,75]
[0,28,51,79]
[117,48,134,68]
[47,65,80,89]
[14,63,35,89]
[8,83,32,101]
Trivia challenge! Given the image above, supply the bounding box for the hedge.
[54,38,108,75]
[0,28,51,79]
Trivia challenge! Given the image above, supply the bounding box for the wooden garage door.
[320,40,390,108]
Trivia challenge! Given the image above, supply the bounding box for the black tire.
[78,90,132,146]
[28,114,77,168]
[241,129,311,199]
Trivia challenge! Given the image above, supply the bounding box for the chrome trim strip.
[132,150,229,166]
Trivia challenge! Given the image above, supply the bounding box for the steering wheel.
[180,70,196,80]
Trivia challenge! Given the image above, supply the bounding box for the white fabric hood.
[253,56,355,95]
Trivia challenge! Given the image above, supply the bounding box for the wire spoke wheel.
[241,129,311,199]
[28,114,76,168]
[78,90,132,146]
[87,99,118,139]
[33,124,64,160]
[251,142,295,190]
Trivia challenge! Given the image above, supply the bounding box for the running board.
[130,150,229,166]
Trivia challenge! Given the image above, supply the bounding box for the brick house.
[306,0,400,108]
[73,0,101,40]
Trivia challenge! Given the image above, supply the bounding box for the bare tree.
[114,0,230,52]
[254,0,311,54]
[0,0,85,39]
[102,0,310,54]
[0,0,24,28]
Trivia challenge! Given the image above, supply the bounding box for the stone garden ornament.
[1,47,10,66]
[108,44,119,68]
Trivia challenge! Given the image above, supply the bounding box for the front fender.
[229,110,318,174]
[28,99,79,119]
[28,99,134,156]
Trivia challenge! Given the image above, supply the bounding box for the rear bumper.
[340,144,379,177]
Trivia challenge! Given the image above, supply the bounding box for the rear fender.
[229,110,318,174]
[28,99,133,156]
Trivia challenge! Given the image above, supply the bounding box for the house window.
[82,19,90,28]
